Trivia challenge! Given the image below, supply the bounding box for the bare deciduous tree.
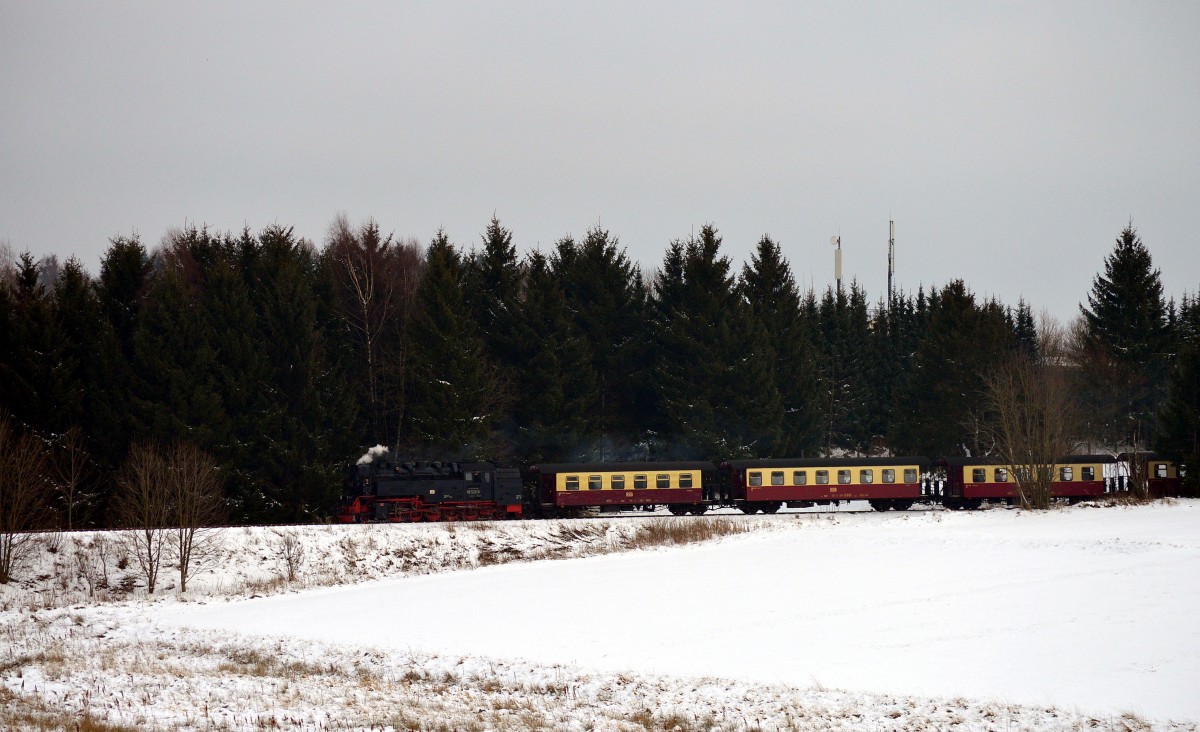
[115,443,171,594]
[982,317,1083,509]
[168,441,225,593]
[0,416,54,584]
[55,426,96,530]
[328,214,402,439]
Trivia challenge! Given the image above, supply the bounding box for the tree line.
[1,217,1197,531]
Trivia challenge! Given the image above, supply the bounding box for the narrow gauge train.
[338,450,1182,523]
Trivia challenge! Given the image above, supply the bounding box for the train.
[336,449,1184,523]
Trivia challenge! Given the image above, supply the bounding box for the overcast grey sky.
[3,1,1198,320]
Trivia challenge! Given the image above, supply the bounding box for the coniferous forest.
[1,217,1198,527]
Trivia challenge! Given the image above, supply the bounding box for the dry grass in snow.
[0,516,762,613]
[3,608,1189,732]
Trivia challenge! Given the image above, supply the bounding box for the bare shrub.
[114,443,171,594]
[272,529,306,582]
[0,416,55,584]
[72,537,104,598]
[115,441,226,594]
[167,442,225,593]
[92,535,112,588]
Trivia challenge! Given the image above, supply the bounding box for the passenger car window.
[995,468,1008,482]
[1060,467,1073,481]
[882,469,895,484]
[588,475,602,490]
[1156,463,1168,478]
[816,470,829,485]
[903,468,917,484]
[1081,467,1094,481]
[860,469,873,484]
[656,474,670,489]
[565,476,579,491]
[679,472,693,489]
[793,470,806,485]
[634,474,648,489]
[771,470,784,486]
[748,471,762,486]
[837,469,851,485]
[972,468,986,483]
[611,475,625,490]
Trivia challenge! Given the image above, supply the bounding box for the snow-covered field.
[3,501,1198,730]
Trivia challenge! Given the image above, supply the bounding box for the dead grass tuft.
[629,517,752,549]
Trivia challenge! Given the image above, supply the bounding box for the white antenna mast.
[830,235,842,294]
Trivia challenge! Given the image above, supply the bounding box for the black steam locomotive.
[338,451,523,522]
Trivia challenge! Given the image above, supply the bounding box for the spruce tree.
[405,230,501,454]
[812,283,876,454]
[246,226,356,521]
[738,235,819,456]
[1156,340,1200,496]
[464,215,523,366]
[890,280,1018,456]
[653,225,781,459]
[51,259,124,509]
[129,260,227,447]
[1,253,73,436]
[551,227,650,457]
[1014,298,1038,359]
[511,251,599,462]
[196,240,268,517]
[98,235,151,364]
[1079,224,1169,448]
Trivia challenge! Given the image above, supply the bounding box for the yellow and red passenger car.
[721,457,933,513]
[940,455,1114,508]
[529,461,718,517]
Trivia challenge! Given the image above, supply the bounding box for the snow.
[164,502,1199,722]
[4,500,1199,729]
